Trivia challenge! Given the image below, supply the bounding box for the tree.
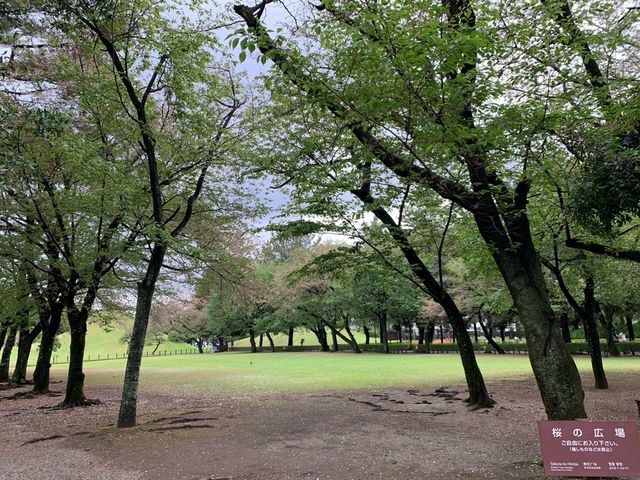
[150,295,211,353]
[231,0,617,419]
[38,0,248,426]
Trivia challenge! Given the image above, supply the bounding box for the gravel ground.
[1,371,639,480]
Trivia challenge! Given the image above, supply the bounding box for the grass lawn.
[48,351,640,398]
[17,323,196,367]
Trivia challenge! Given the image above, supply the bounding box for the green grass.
[15,323,197,366]
[47,351,640,398]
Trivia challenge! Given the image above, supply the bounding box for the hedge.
[227,340,640,355]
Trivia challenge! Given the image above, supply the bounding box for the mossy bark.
[492,250,586,419]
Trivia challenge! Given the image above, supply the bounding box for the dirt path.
[1,372,639,480]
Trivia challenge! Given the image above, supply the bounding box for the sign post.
[539,420,640,477]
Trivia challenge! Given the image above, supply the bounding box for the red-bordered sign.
[539,420,640,477]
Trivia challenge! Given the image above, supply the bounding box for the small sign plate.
[538,420,640,477]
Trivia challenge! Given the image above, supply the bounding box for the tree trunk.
[625,315,635,341]
[330,327,338,352]
[0,325,7,356]
[265,332,276,352]
[363,325,370,345]
[378,313,389,354]
[12,325,42,385]
[499,325,505,342]
[473,321,478,343]
[582,277,608,389]
[343,318,361,353]
[438,296,493,407]
[0,328,17,382]
[426,321,435,343]
[311,324,329,352]
[397,325,402,343]
[560,312,572,343]
[117,244,166,428]
[479,316,505,354]
[325,320,361,353]
[287,327,294,347]
[33,305,63,394]
[249,328,257,353]
[599,305,619,357]
[492,249,586,419]
[196,338,204,354]
[64,308,89,405]
[439,324,444,344]
[418,326,425,345]
[259,333,263,348]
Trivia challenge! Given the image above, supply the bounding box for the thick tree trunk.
[439,325,444,344]
[378,313,389,354]
[249,328,257,353]
[426,321,435,343]
[499,325,505,342]
[363,325,370,345]
[33,305,63,394]
[287,327,294,347]
[473,322,478,343]
[582,277,608,389]
[560,312,572,343]
[0,328,17,382]
[493,250,586,419]
[397,325,402,343]
[265,332,276,352]
[625,315,635,341]
[64,309,89,405]
[12,325,42,385]
[418,326,425,345]
[311,324,329,352]
[259,333,263,348]
[117,244,166,428]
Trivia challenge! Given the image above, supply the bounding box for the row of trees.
[0,0,638,426]
[230,0,639,420]
[0,0,255,428]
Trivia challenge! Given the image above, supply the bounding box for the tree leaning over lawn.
[46,0,247,426]
[228,0,634,418]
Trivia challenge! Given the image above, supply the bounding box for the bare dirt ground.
[1,372,639,480]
